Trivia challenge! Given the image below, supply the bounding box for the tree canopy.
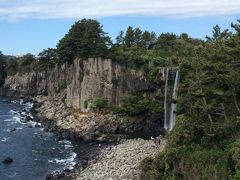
[56,19,111,63]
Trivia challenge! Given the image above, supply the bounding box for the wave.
[1,137,9,142]
[48,152,77,169]
[8,110,18,115]
[58,140,72,145]
[4,172,17,178]
[27,121,37,126]
[4,116,24,125]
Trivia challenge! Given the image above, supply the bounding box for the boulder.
[10,128,16,132]
[97,135,107,143]
[2,157,13,164]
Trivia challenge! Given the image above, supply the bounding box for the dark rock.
[2,157,13,164]
[45,174,53,180]
[82,135,93,143]
[57,135,64,141]
[81,159,88,167]
[25,116,33,121]
[94,130,101,137]
[96,135,107,143]
[35,123,41,128]
[63,169,71,173]
[10,128,16,132]
[5,100,11,104]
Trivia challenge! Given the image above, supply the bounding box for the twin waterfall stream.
[163,68,180,132]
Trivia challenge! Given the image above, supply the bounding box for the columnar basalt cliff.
[1,58,168,112]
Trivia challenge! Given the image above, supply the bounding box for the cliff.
[1,58,163,112]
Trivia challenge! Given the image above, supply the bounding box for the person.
[156,137,161,149]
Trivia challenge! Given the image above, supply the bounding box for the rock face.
[1,58,163,112]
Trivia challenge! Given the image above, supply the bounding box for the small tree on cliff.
[57,19,112,63]
[0,51,6,86]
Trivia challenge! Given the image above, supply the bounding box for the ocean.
[0,96,76,180]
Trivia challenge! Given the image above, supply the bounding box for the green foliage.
[57,19,112,63]
[37,48,57,70]
[6,58,18,76]
[55,80,67,93]
[140,21,240,179]
[111,76,120,84]
[118,94,161,116]
[91,98,109,111]
[84,100,88,109]
[0,51,7,86]
[18,53,36,74]
[19,53,35,66]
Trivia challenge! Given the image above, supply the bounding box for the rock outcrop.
[33,95,164,142]
[1,58,163,112]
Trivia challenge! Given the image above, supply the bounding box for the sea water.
[0,96,76,180]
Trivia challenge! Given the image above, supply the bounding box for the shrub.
[91,98,109,111]
[119,94,161,116]
[84,100,88,109]
[6,58,18,76]
[55,80,67,93]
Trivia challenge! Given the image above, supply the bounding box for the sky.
[0,0,240,55]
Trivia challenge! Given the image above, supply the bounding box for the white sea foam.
[20,99,24,105]
[12,116,25,124]
[21,112,27,116]
[25,102,33,108]
[8,110,17,114]
[11,100,18,104]
[5,172,17,178]
[48,160,54,163]
[65,144,73,149]
[28,121,37,126]
[58,140,71,145]
[50,152,77,170]
[1,137,9,142]
[4,116,24,124]
[4,118,13,122]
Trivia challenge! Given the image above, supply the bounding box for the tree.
[6,57,18,76]
[0,51,6,86]
[124,26,135,47]
[133,28,142,45]
[141,31,157,48]
[116,31,125,45]
[38,48,57,62]
[57,19,112,63]
[20,53,35,67]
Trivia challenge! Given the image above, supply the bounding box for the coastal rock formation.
[1,58,162,112]
[33,95,165,141]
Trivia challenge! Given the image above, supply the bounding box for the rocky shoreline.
[77,138,166,180]
[14,95,166,179]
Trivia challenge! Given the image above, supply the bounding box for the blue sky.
[0,0,240,55]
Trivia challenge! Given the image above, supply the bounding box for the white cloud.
[0,0,240,21]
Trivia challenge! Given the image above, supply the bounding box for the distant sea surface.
[0,96,76,180]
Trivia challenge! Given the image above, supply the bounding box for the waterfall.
[169,70,180,131]
[164,68,169,130]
